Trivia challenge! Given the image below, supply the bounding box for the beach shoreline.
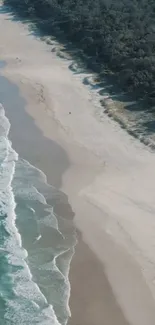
[1,4,155,325]
[0,69,131,325]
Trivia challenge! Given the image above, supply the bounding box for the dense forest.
[4,0,155,106]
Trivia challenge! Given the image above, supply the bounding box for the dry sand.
[1,3,155,325]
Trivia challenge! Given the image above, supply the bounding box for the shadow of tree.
[142,120,155,134]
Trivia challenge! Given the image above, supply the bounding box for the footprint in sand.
[16,57,21,63]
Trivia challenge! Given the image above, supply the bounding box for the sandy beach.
[1,3,155,325]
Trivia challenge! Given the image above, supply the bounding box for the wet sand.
[69,234,129,325]
[1,4,155,325]
[0,72,69,188]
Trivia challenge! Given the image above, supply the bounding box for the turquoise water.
[0,102,76,324]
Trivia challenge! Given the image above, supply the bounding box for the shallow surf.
[0,103,76,325]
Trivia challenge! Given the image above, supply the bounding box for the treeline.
[4,0,155,105]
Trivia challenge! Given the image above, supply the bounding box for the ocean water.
[0,103,76,325]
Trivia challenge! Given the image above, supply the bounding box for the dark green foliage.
[4,0,155,104]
